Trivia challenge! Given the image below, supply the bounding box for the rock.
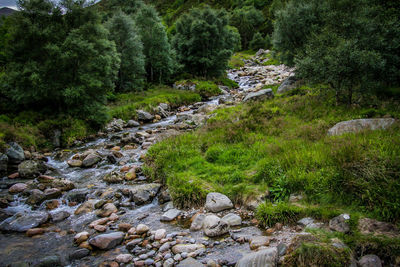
[67,159,83,167]
[44,188,62,199]
[106,118,125,132]
[277,76,297,94]
[26,189,45,205]
[26,228,45,237]
[97,203,118,217]
[116,254,133,263]
[190,213,206,231]
[163,258,174,267]
[358,218,399,237]
[130,183,161,205]
[75,200,96,215]
[236,247,278,267]
[161,208,182,222]
[358,255,382,267]
[89,231,125,250]
[172,244,205,254]
[222,213,242,226]
[51,210,70,222]
[155,229,167,240]
[103,171,124,183]
[328,118,396,136]
[137,110,154,122]
[118,223,132,232]
[203,214,229,237]
[0,211,49,232]
[0,153,8,174]
[34,255,61,267]
[249,236,270,250]
[277,243,287,256]
[205,192,233,212]
[243,89,274,102]
[329,214,350,233]
[67,189,87,203]
[82,153,101,167]
[18,160,47,178]
[177,257,204,267]
[136,224,150,234]
[74,231,90,244]
[45,199,59,210]
[158,189,171,204]
[69,248,90,260]
[126,120,140,127]
[6,142,25,164]
[297,217,314,227]
[8,183,27,194]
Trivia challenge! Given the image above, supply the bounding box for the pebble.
[174,254,182,261]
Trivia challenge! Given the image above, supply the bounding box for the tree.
[230,6,265,49]
[249,32,267,50]
[173,6,236,78]
[107,11,145,92]
[135,4,174,83]
[0,0,119,126]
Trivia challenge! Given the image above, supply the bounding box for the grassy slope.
[144,86,400,223]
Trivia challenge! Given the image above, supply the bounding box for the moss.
[228,50,256,69]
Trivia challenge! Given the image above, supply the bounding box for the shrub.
[195,81,221,100]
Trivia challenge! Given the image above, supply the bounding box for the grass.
[144,86,400,222]
[228,50,256,69]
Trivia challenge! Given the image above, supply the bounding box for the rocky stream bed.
[0,50,396,267]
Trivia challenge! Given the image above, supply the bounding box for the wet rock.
[116,254,133,263]
[277,76,297,94]
[66,189,87,203]
[6,142,25,164]
[249,236,270,250]
[106,118,125,132]
[137,110,154,122]
[0,153,8,174]
[358,254,382,267]
[69,248,90,260]
[82,153,101,167]
[0,211,49,232]
[18,160,47,178]
[358,218,399,237]
[203,214,229,237]
[75,200,96,215]
[158,189,171,204]
[45,199,59,210]
[26,228,45,237]
[329,214,350,233]
[89,231,125,250]
[136,224,150,234]
[44,188,62,199]
[243,89,274,102]
[163,258,174,267]
[177,257,203,267]
[26,189,45,205]
[8,183,27,194]
[297,217,314,227]
[161,208,181,222]
[328,118,396,136]
[130,183,161,205]
[155,229,167,240]
[97,203,118,217]
[118,223,132,232]
[34,255,61,267]
[172,244,205,254]
[67,159,83,167]
[103,171,124,183]
[190,213,206,231]
[48,178,75,192]
[126,120,140,127]
[74,231,90,244]
[222,213,242,226]
[51,210,70,222]
[236,247,278,267]
[205,192,233,212]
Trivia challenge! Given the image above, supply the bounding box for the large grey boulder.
[130,183,161,205]
[205,192,233,213]
[106,118,125,132]
[236,248,278,267]
[329,214,350,233]
[0,153,8,175]
[18,160,47,178]
[190,213,206,231]
[328,118,396,136]
[0,211,49,232]
[358,255,382,267]
[81,153,101,168]
[6,142,25,164]
[160,208,181,222]
[89,232,125,250]
[243,89,274,102]
[177,257,204,267]
[222,213,242,227]
[277,76,297,94]
[203,214,229,237]
[137,110,154,122]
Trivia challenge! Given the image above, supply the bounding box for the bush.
[195,81,221,100]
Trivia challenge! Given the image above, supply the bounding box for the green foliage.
[249,32,268,50]
[256,202,303,227]
[228,50,255,69]
[194,81,221,100]
[135,4,175,83]
[172,6,236,78]
[106,11,145,92]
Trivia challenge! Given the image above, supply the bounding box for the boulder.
[82,153,101,167]
[203,214,229,237]
[222,213,242,227]
[51,210,70,222]
[243,89,274,102]
[5,142,25,164]
[328,118,396,136]
[26,189,45,205]
[329,214,350,233]
[35,255,61,267]
[136,224,149,234]
[8,183,27,194]
[190,213,206,231]
[236,247,278,267]
[249,236,270,250]
[0,153,8,174]
[154,229,167,240]
[18,160,47,178]
[297,217,314,227]
[137,110,154,122]
[358,255,382,267]
[115,254,133,264]
[89,231,125,250]
[67,159,82,167]
[160,208,181,222]
[126,120,140,127]
[277,76,297,94]
[103,171,124,183]
[97,203,118,217]
[75,200,96,215]
[130,183,161,205]
[205,192,233,212]
[172,244,205,254]
[177,257,204,267]
[106,118,125,132]
[0,211,49,232]
[69,248,90,260]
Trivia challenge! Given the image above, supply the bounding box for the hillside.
[0,7,16,17]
